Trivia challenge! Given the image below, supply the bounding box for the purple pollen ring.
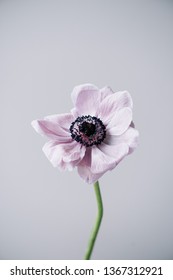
[70,115,106,147]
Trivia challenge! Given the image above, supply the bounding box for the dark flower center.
[70,115,106,147]
[79,121,96,136]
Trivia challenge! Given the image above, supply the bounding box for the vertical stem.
[84,181,103,260]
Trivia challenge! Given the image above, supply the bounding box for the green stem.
[84,181,103,260]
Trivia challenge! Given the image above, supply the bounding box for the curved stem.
[84,181,103,260]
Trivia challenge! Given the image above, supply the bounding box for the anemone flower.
[32,84,139,259]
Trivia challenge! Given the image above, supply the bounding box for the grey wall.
[0,0,173,259]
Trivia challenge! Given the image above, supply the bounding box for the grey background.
[0,0,173,260]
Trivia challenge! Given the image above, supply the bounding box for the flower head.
[32,84,139,183]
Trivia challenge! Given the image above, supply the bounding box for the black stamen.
[69,115,106,147]
[79,122,96,136]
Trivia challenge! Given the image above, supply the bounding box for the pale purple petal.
[76,148,105,183]
[99,142,129,165]
[31,119,71,141]
[70,107,78,119]
[104,127,139,154]
[77,165,105,184]
[99,86,114,101]
[78,142,128,184]
[90,146,117,174]
[78,147,92,166]
[71,84,98,105]
[97,90,133,124]
[71,83,100,116]
[125,127,139,154]
[45,113,74,132]
[106,107,132,135]
[43,140,86,170]
[31,113,74,141]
